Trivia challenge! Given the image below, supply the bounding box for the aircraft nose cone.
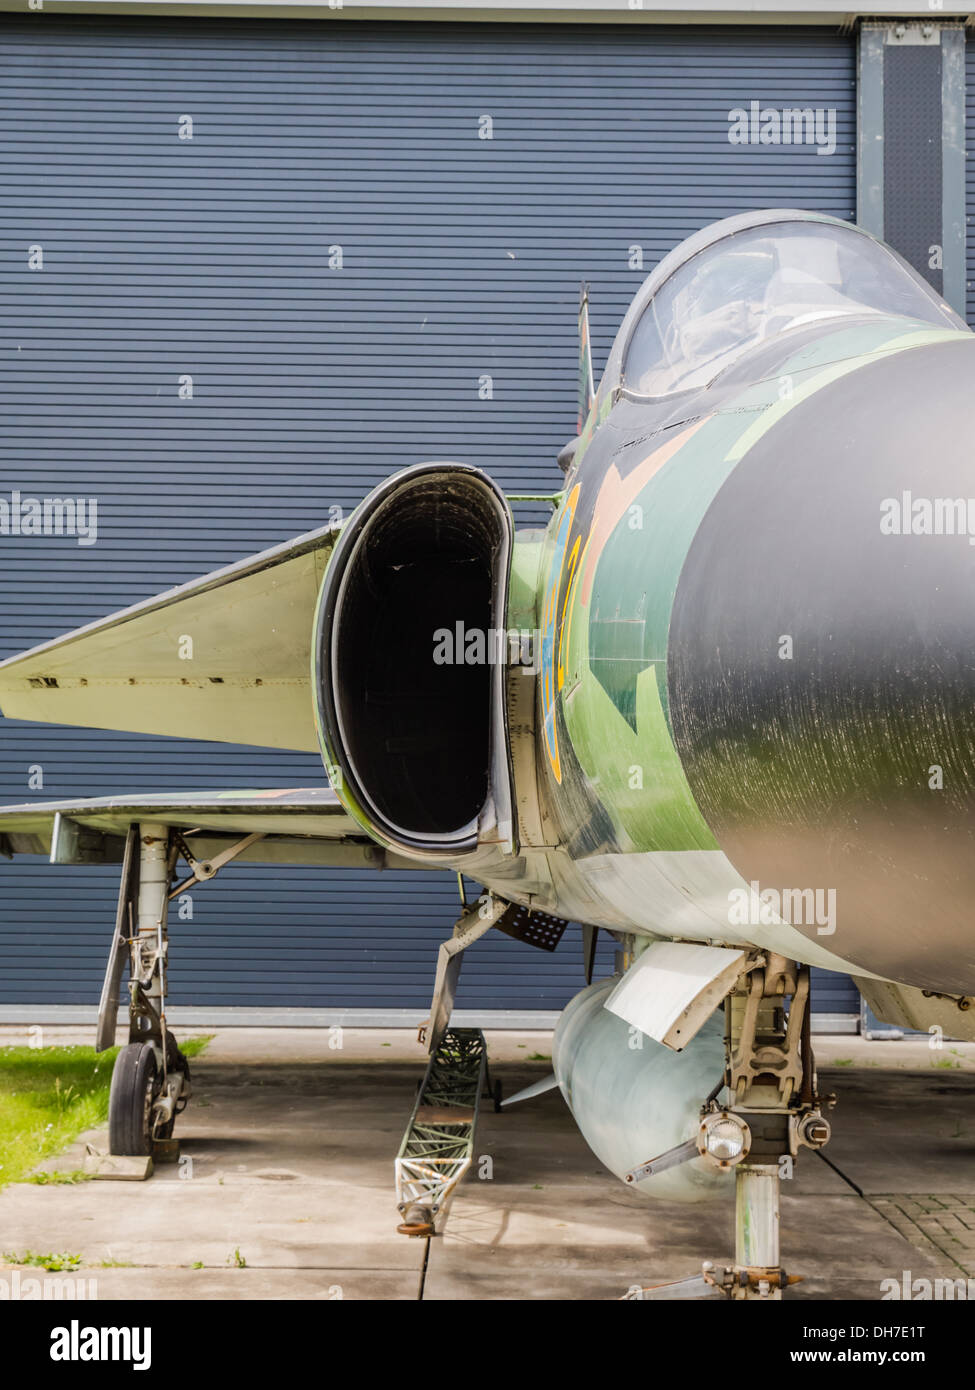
[668,335,975,994]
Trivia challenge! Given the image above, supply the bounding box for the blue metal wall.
[0,17,858,1012]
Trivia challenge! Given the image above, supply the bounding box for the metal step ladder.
[395,1027,500,1239]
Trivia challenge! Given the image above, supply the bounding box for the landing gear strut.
[102,821,191,1156]
[97,820,264,1156]
[624,954,834,1301]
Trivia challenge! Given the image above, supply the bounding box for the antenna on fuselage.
[577,281,595,435]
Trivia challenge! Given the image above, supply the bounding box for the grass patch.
[27,1169,93,1186]
[2,1250,81,1272]
[0,1036,211,1189]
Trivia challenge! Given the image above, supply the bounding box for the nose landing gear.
[623,955,834,1301]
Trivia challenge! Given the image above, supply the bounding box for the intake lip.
[314,460,514,861]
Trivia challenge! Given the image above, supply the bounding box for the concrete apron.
[1,1029,974,1301]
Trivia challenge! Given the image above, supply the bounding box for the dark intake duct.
[315,463,512,857]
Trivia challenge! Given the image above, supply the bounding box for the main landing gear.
[98,821,190,1156]
[98,820,262,1157]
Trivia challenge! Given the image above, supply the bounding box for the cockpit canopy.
[618,214,964,399]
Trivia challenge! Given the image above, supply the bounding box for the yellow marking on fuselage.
[557,536,581,692]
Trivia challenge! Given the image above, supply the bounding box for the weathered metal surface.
[605,941,746,1050]
[669,337,975,993]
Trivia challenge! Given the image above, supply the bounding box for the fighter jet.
[2,208,973,1299]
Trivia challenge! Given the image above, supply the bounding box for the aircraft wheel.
[108,1042,159,1155]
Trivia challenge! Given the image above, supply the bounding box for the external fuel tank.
[553,978,730,1202]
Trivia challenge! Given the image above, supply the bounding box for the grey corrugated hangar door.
[0,16,859,1020]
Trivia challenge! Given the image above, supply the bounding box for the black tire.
[108,1042,159,1156]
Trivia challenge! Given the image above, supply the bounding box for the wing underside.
[0,787,421,870]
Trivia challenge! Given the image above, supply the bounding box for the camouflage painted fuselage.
[491,314,975,998]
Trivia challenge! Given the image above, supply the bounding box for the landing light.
[698,1112,751,1169]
